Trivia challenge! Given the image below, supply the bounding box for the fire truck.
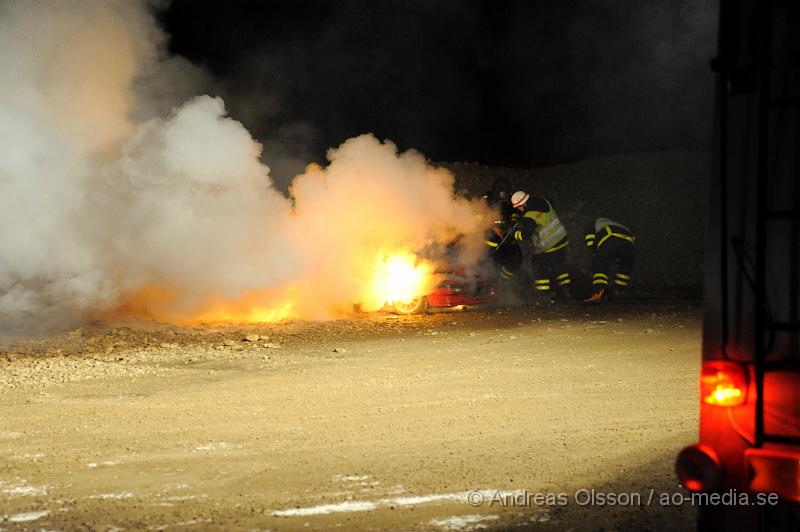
[675,1,800,530]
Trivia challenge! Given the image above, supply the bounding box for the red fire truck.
[675,1,800,530]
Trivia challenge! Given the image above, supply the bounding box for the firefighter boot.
[582,289,605,305]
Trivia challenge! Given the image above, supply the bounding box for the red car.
[391,268,497,314]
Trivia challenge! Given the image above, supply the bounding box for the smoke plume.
[0,0,487,332]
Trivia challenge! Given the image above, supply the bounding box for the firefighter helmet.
[511,191,529,208]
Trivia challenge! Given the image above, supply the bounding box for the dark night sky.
[162,0,717,182]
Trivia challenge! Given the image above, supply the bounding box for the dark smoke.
[163,0,718,184]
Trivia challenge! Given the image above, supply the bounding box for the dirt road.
[1,300,701,531]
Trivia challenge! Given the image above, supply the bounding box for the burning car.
[389,268,497,314]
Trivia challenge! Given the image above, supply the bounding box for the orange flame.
[111,285,298,325]
[185,298,296,324]
[111,249,436,324]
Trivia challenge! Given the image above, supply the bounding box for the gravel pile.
[443,150,709,294]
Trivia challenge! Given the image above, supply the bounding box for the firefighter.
[510,190,572,298]
[485,222,522,283]
[483,178,522,284]
[482,177,516,225]
[582,217,636,304]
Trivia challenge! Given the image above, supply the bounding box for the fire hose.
[490,221,519,254]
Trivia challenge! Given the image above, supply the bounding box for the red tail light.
[676,444,724,492]
[700,361,747,407]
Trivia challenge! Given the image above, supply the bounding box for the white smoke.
[287,134,486,317]
[108,95,298,307]
[0,0,142,329]
[0,0,488,331]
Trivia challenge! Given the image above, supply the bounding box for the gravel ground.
[1,299,701,531]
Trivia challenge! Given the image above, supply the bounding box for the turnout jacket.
[512,198,569,255]
[583,217,635,251]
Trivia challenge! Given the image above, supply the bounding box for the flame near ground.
[116,249,440,325]
[0,1,491,331]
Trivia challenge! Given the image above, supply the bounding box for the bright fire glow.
[366,251,435,307]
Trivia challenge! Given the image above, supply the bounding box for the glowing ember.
[367,251,434,308]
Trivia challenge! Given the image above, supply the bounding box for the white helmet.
[511,190,530,208]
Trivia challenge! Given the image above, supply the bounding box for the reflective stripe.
[514,230,523,241]
[616,273,631,279]
[593,279,609,285]
[501,272,513,279]
[556,273,570,280]
[544,239,569,253]
[534,279,550,285]
[585,234,595,247]
[539,218,567,249]
[500,267,514,279]
[539,216,561,234]
[596,227,614,247]
[584,234,594,240]
[593,273,608,279]
[558,278,571,285]
[614,279,629,286]
[485,240,499,248]
[595,217,633,234]
[535,285,551,291]
[524,200,568,253]
[596,225,635,248]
